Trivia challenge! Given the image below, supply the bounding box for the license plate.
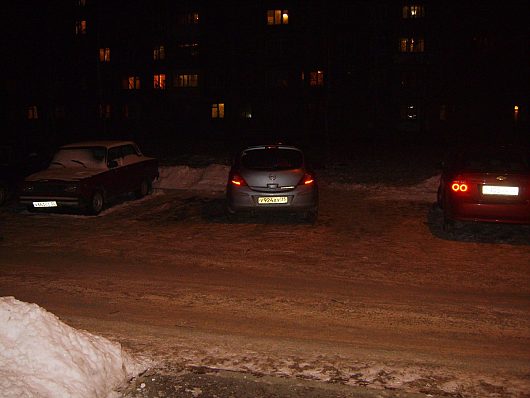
[33,201,58,208]
[257,196,288,204]
[482,186,519,196]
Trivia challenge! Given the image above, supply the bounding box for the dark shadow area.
[427,204,530,246]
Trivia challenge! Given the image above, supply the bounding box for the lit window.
[99,48,110,62]
[75,20,87,35]
[267,9,289,25]
[399,37,424,53]
[179,12,199,24]
[98,104,111,119]
[153,74,166,89]
[27,105,38,120]
[307,70,324,87]
[175,74,198,88]
[402,5,425,19]
[153,45,165,61]
[211,103,224,119]
[124,76,141,90]
[77,0,86,7]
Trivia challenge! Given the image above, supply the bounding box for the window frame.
[211,102,225,119]
[267,9,289,25]
[153,74,167,90]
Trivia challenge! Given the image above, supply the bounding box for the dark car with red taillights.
[437,146,530,229]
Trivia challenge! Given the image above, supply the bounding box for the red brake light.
[299,173,315,186]
[230,173,247,187]
[451,181,468,192]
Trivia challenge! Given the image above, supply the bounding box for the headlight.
[64,183,80,193]
[22,183,34,193]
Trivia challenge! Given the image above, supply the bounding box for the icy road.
[1,165,529,397]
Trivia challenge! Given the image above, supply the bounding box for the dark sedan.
[437,146,530,228]
[19,140,158,215]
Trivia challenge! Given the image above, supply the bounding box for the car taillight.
[299,173,315,186]
[230,173,247,187]
[451,181,468,193]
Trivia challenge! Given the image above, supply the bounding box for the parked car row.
[4,139,530,227]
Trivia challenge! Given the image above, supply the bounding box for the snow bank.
[154,164,229,191]
[329,174,440,202]
[152,163,439,202]
[0,297,145,398]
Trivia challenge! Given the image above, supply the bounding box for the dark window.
[241,148,303,170]
[456,150,529,173]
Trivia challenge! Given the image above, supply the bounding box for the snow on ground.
[0,297,147,398]
[153,164,229,191]
[11,165,520,397]
[327,174,440,202]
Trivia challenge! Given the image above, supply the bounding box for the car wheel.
[88,191,104,215]
[135,179,151,199]
[0,182,8,206]
[225,202,237,221]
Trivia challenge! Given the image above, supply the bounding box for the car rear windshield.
[456,150,530,173]
[241,148,303,170]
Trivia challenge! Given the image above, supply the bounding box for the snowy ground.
[1,162,529,397]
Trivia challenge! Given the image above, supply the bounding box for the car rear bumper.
[447,201,530,224]
[227,186,318,213]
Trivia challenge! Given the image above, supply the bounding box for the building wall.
[3,0,528,150]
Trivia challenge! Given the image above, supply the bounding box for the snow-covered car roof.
[60,140,137,149]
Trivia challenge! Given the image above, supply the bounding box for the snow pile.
[154,164,229,191]
[329,174,440,202]
[0,297,145,398]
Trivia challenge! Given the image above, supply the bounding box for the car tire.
[135,179,151,199]
[225,202,237,222]
[88,191,104,215]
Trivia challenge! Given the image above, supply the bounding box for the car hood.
[25,167,105,182]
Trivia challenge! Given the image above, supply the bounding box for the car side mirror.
[107,160,118,169]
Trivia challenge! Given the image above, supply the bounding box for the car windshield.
[241,148,303,170]
[50,147,107,169]
[456,149,530,173]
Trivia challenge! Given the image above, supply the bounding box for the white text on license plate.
[482,186,519,196]
[33,201,58,208]
[258,196,288,204]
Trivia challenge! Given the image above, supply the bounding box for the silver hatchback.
[226,144,318,221]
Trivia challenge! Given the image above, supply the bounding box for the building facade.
[3,0,528,151]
